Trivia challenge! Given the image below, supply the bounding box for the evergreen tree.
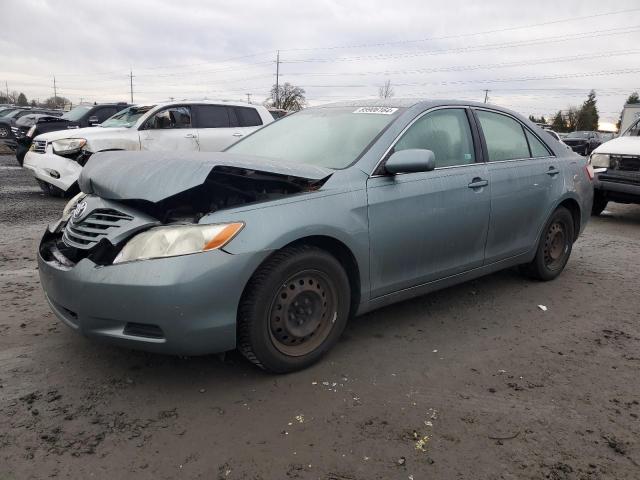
[17,92,28,106]
[576,90,599,131]
[626,92,639,104]
[551,111,566,132]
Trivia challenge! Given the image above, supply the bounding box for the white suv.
[23,100,273,196]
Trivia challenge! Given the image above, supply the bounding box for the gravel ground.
[0,154,639,479]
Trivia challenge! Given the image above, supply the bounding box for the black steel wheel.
[238,245,350,373]
[522,207,575,281]
[268,270,337,357]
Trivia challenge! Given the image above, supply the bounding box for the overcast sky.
[2,0,640,128]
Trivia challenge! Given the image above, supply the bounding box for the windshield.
[4,109,27,119]
[62,105,92,121]
[226,106,403,168]
[101,105,154,128]
[0,108,18,117]
[622,117,640,137]
[566,131,591,139]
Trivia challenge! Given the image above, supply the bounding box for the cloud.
[1,0,639,122]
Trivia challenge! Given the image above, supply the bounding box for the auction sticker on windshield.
[353,107,398,115]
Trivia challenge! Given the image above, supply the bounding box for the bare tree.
[267,82,306,111]
[378,79,394,99]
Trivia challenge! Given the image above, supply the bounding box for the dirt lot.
[0,153,639,479]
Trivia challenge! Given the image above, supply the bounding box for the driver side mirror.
[88,116,100,126]
[385,149,436,175]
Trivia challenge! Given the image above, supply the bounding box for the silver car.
[38,100,594,372]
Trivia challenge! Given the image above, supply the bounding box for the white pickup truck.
[589,112,640,215]
[23,100,273,196]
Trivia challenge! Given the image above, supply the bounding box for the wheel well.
[558,198,581,241]
[284,236,361,317]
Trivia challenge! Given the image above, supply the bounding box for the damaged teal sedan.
[38,100,594,372]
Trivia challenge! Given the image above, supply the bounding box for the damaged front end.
[40,151,332,267]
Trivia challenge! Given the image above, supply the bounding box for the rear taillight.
[585,164,594,181]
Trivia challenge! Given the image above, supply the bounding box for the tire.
[523,207,575,281]
[36,180,66,198]
[237,245,351,373]
[0,126,9,138]
[591,192,608,216]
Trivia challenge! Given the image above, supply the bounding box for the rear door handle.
[184,133,197,138]
[468,178,489,189]
[232,132,244,137]
[547,166,560,176]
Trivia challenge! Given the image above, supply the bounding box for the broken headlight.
[590,153,610,168]
[113,223,244,264]
[52,138,87,155]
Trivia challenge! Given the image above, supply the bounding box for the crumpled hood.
[34,126,130,142]
[593,136,640,156]
[78,151,334,203]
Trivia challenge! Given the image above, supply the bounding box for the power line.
[281,25,640,63]
[281,49,640,77]
[279,7,640,52]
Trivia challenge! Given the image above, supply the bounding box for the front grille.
[599,170,640,184]
[63,208,133,250]
[32,140,47,154]
[612,155,640,172]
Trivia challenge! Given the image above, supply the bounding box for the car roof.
[313,98,524,116]
[149,99,262,109]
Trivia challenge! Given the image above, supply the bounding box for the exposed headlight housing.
[590,153,610,168]
[113,223,244,264]
[51,138,87,155]
[61,192,87,221]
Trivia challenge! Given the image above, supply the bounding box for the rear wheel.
[591,192,608,216]
[237,245,350,373]
[523,207,575,281]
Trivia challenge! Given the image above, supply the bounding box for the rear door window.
[234,107,263,127]
[194,105,230,128]
[476,110,530,161]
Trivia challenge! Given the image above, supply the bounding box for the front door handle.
[184,133,197,139]
[232,132,244,137]
[468,178,489,189]
[546,166,560,176]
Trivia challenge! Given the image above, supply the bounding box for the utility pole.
[129,69,134,103]
[5,81,8,103]
[275,50,280,108]
[246,93,252,104]
[53,76,58,107]
[483,89,490,104]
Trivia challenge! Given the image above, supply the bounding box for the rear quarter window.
[525,130,552,158]
[234,107,263,127]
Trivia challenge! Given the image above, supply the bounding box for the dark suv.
[563,131,602,156]
[0,108,62,142]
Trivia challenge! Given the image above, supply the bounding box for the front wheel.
[523,207,575,281]
[237,245,351,373]
[0,126,9,138]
